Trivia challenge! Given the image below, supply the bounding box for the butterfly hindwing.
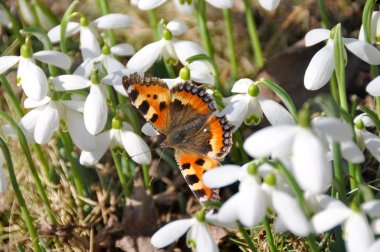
[175,150,219,202]
[123,73,170,134]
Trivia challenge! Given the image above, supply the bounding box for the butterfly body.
[123,73,234,202]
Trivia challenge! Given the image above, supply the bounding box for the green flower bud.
[50,91,60,101]
[179,65,191,80]
[102,44,111,55]
[264,172,276,186]
[355,119,364,130]
[112,117,122,129]
[162,28,173,40]
[247,163,258,175]
[20,42,33,58]
[90,69,100,84]
[195,209,206,222]
[80,15,89,27]
[298,107,311,128]
[248,84,260,97]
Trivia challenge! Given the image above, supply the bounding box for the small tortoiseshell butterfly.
[122,73,234,203]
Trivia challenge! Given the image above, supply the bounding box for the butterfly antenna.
[123,146,161,161]
[149,148,165,186]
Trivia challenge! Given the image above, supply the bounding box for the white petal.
[0,56,19,74]
[34,102,60,144]
[217,193,240,223]
[304,29,331,47]
[102,55,124,74]
[340,141,365,163]
[231,78,254,93]
[238,179,267,227]
[66,110,97,151]
[272,190,311,236]
[52,74,91,91]
[173,0,194,14]
[260,98,295,125]
[304,41,334,90]
[274,218,288,233]
[24,96,50,108]
[366,76,380,96]
[354,113,375,128]
[73,58,95,78]
[243,125,297,157]
[62,99,85,113]
[364,131,380,161]
[359,12,380,43]
[121,131,151,165]
[195,223,218,252]
[47,22,80,43]
[362,200,380,218]
[312,117,352,142]
[110,43,135,56]
[344,212,375,252]
[92,14,132,29]
[372,219,380,234]
[292,129,332,193]
[206,0,233,8]
[138,0,167,10]
[344,38,380,65]
[162,78,181,89]
[141,123,160,136]
[113,84,129,96]
[220,95,250,129]
[369,240,380,252]
[33,50,72,70]
[172,40,207,66]
[151,219,193,248]
[19,58,48,101]
[258,0,280,11]
[80,131,111,166]
[84,85,108,135]
[190,69,215,85]
[203,165,241,188]
[80,26,101,60]
[127,41,163,72]
[102,68,139,86]
[167,19,188,36]
[311,207,350,233]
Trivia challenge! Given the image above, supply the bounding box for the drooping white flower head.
[312,199,380,252]
[244,113,352,194]
[74,42,135,78]
[18,92,97,151]
[220,78,295,129]
[304,28,380,90]
[127,19,213,76]
[353,113,380,162]
[80,117,151,166]
[138,0,233,13]
[48,13,133,60]
[52,72,108,135]
[258,0,281,11]
[0,41,71,101]
[151,211,218,252]
[359,11,380,44]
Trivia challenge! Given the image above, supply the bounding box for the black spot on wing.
[185,174,199,185]
[150,113,159,123]
[182,163,191,169]
[138,100,150,114]
[195,158,205,166]
[159,101,167,111]
[193,189,206,198]
[129,90,138,102]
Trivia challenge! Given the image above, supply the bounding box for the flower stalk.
[112,148,131,198]
[262,217,276,252]
[223,8,238,81]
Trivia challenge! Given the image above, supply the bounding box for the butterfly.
[122,73,234,203]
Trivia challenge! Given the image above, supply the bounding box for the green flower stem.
[236,221,257,252]
[262,217,276,252]
[0,0,23,43]
[223,8,238,81]
[96,0,116,45]
[332,142,347,203]
[111,149,131,198]
[0,110,57,224]
[0,137,42,252]
[348,163,358,190]
[333,24,348,112]
[165,61,176,79]
[242,0,264,69]
[0,75,51,178]
[59,130,88,199]
[148,10,160,41]
[329,74,340,105]
[318,0,330,29]
[195,0,214,59]
[234,130,249,164]
[307,234,320,252]
[60,0,79,55]
[142,164,152,193]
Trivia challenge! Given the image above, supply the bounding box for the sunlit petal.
[80,131,112,166]
[47,22,80,43]
[127,40,163,72]
[151,219,193,248]
[304,29,331,46]
[92,14,132,29]
[121,131,151,165]
[52,74,91,91]
[84,85,108,135]
[33,50,72,70]
[203,165,241,188]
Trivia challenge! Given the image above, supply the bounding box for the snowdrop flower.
[304,28,380,90]
[80,117,151,166]
[244,111,353,193]
[258,0,281,11]
[353,114,380,161]
[138,0,233,13]
[18,92,96,150]
[74,42,134,78]
[366,75,380,97]
[102,68,143,97]
[127,20,212,74]
[359,11,380,44]
[220,78,295,129]
[151,210,218,251]
[48,13,132,60]
[312,199,380,252]
[163,64,214,88]
[0,40,71,101]
[52,72,109,135]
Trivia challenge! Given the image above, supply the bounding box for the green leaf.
[313,94,340,117]
[333,23,348,111]
[258,78,298,121]
[186,53,213,64]
[21,26,52,50]
[362,0,376,43]
[60,0,79,53]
